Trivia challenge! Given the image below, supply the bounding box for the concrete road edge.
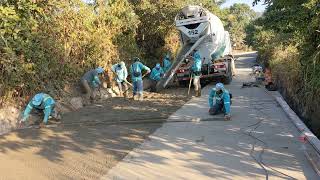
[271,91,320,176]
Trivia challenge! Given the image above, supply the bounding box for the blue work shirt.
[192,52,202,72]
[150,67,164,81]
[81,69,101,88]
[163,58,172,72]
[22,93,55,123]
[208,88,231,115]
[130,62,150,82]
[112,63,128,83]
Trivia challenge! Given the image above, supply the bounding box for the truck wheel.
[223,61,233,84]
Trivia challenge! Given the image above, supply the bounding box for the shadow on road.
[0,89,188,179]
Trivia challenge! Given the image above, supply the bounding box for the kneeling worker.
[150,63,164,92]
[19,93,61,127]
[208,83,231,121]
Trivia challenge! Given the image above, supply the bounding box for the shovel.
[187,74,193,96]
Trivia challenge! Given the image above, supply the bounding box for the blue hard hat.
[215,83,224,90]
[156,63,161,68]
[32,93,43,106]
[95,67,104,74]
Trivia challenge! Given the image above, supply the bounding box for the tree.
[247,0,320,136]
[224,3,256,49]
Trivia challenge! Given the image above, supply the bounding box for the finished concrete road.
[105,52,318,180]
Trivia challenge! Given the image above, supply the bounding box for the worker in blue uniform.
[163,54,172,73]
[130,57,151,100]
[150,63,164,92]
[191,51,202,97]
[112,61,129,97]
[208,83,231,120]
[81,67,104,101]
[19,93,60,127]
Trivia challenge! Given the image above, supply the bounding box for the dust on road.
[0,87,190,180]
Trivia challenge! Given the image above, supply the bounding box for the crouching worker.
[150,63,164,92]
[81,67,104,101]
[208,83,231,121]
[19,93,61,127]
[112,61,129,97]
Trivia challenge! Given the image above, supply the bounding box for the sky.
[82,0,267,12]
[220,0,267,12]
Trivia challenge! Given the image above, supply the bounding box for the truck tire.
[223,60,233,84]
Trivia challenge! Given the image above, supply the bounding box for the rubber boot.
[138,94,144,101]
[224,114,231,121]
[195,90,201,97]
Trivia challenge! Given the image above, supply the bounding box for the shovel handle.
[187,75,193,95]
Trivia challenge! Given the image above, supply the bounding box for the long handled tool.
[124,79,133,87]
[122,79,133,94]
[97,86,102,99]
[187,73,193,95]
[142,72,149,79]
[122,72,149,95]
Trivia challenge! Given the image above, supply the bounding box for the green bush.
[0,0,257,105]
[249,0,320,135]
[0,0,140,102]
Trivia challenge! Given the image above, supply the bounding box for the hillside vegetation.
[247,0,320,135]
[0,0,255,104]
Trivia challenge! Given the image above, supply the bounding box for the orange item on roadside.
[265,68,272,84]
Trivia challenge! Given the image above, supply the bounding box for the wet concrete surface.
[0,87,190,179]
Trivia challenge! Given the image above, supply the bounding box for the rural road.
[104,52,318,180]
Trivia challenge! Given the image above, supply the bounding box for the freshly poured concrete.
[104,53,318,180]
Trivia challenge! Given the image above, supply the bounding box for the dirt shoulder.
[0,87,190,180]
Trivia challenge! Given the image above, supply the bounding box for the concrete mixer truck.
[156,5,234,91]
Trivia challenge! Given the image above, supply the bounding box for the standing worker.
[150,63,164,92]
[111,61,129,97]
[191,51,202,97]
[130,57,151,100]
[19,93,61,127]
[208,83,231,121]
[81,67,104,102]
[163,54,172,73]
